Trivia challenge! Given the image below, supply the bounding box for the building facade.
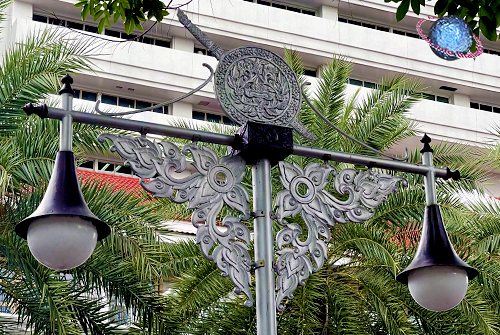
[3,0,500,194]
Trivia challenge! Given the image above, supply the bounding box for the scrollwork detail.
[275,161,406,311]
[98,133,254,306]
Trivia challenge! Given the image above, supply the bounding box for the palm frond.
[0,27,100,135]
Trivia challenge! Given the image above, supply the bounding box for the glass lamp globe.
[27,215,98,270]
[408,265,468,311]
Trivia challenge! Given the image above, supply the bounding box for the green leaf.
[495,10,500,27]
[113,10,120,23]
[411,0,421,15]
[479,17,498,41]
[457,7,468,17]
[74,0,87,8]
[396,0,410,21]
[434,0,450,16]
[479,6,494,20]
[120,0,130,9]
[124,18,133,34]
[89,0,95,15]
[97,17,105,33]
[448,2,458,15]
[81,4,90,20]
[470,39,477,53]
[93,9,104,19]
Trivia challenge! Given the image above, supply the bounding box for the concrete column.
[11,1,33,21]
[0,1,33,54]
[171,101,192,119]
[172,36,194,53]
[451,93,470,108]
[318,5,338,22]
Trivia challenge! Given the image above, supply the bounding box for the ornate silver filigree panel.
[98,134,254,307]
[274,161,407,311]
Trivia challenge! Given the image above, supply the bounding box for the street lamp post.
[16,9,478,334]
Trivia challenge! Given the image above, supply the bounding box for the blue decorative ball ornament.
[428,16,473,61]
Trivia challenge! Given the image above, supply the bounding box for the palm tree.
[154,50,500,335]
[0,2,199,333]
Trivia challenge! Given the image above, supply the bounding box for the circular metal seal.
[214,46,301,126]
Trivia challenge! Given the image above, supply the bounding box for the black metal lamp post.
[396,135,478,311]
[14,9,480,333]
[15,75,110,270]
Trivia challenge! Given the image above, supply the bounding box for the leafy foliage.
[0,4,190,333]
[75,0,170,34]
[386,0,500,42]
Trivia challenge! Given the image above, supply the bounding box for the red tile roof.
[77,169,144,195]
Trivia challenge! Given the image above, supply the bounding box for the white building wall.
[4,0,500,195]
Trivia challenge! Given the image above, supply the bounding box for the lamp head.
[15,151,110,270]
[396,205,478,311]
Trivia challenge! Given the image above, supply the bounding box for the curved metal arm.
[95,63,215,116]
[301,82,409,162]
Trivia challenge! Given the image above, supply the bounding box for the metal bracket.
[251,210,266,218]
[140,127,150,137]
[251,259,265,270]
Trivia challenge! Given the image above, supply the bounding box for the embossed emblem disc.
[215,47,301,127]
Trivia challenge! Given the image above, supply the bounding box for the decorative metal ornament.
[177,9,316,141]
[416,15,483,60]
[216,47,301,129]
[97,134,254,306]
[274,161,407,310]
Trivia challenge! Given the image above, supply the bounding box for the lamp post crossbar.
[23,104,458,180]
[20,72,474,334]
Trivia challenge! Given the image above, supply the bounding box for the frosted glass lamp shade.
[27,215,97,270]
[15,151,110,269]
[396,205,478,311]
[408,266,468,311]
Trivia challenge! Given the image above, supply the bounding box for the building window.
[471,101,500,113]
[73,90,98,102]
[246,0,315,15]
[339,17,391,34]
[73,89,169,114]
[101,94,118,106]
[0,293,10,314]
[194,46,218,58]
[436,96,449,104]
[118,97,135,108]
[109,298,131,325]
[422,93,449,103]
[32,14,171,48]
[304,69,317,77]
[79,160,95,170]
[349,78,363,86]
[348,78,376,88]
[192,111,235,125]
[339,17,422,39]
[79,159,135,176]
[136,100,151,110]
